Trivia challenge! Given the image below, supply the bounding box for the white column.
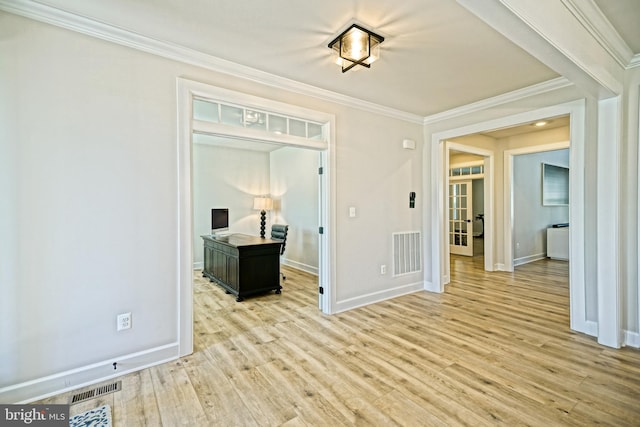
[596,96,622,348]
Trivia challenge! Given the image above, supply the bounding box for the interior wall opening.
[442,114,573,330]
[191,133,323,307]
[177,78,335,357]
[428,100,588,336]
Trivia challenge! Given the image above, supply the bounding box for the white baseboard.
[423,279,441,293]
[0,343,179,404]
[494,263,506,271]
[192,261,203,270]
[281,258,318,276]
[514,253,546,266]
[624,330,640,348]
[571,319,598,337]
[333,282,424,313]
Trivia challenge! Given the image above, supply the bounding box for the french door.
[449,180,473,256]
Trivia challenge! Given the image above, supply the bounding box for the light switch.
[349,207,356,218]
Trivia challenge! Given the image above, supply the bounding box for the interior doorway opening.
[427,100,590,336]
[191,133,324,300]
[448,150,487,262]
[177,78,335,357]
[442,142,494,285]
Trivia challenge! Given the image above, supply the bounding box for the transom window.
[449,161,484,178]
[193,98,325,141]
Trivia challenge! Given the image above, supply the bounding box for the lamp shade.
[253,197,273,211]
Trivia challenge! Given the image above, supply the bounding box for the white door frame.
[176,78,336,356]
[426,99,591,336]
[445,142,495,283]
[503,141,570,271]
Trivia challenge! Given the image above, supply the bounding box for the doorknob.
[466,219,471,222]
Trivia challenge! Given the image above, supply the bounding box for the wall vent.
[69,381,121,405]
[393,231,422,276]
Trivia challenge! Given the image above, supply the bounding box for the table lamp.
[253,196,273,238]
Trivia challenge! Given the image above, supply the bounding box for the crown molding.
[629,54,640,70]
[561,0,634,69]
[423,77,573,125]
[0,0,424,124]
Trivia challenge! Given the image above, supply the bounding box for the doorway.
[177,78,335,357]
[449,180,474,257]
[448,151,487,261]
[508,146,570,269]
[427,100,590,336]
[191,137,323,291]
[442,142,494,285]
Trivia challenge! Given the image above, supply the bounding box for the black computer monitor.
[211,208,229,234]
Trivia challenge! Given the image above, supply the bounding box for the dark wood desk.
[201,234,282,301]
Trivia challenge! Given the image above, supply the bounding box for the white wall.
[0,12,424,400]
[192,141,320,272]
[513,149,569,263]
[335,108,424,302]
[1,13,180,388]
[192,141,270,266]
[270,147,319,274]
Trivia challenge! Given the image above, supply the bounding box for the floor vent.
[69,381,122,405]
[393,231,422,276]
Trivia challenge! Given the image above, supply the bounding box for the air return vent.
[69,381,121,405]
[393,231,422,276]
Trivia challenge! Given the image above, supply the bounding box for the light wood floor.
[40,258,640,426]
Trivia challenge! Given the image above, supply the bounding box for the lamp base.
[259,210,266,238]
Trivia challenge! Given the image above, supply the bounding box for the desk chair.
[270,224,289,280]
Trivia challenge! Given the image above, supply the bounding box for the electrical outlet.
[380,265,387,275]
[117,312,131,331]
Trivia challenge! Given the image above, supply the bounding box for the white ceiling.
[480,115,570,139]
[24,0,640,119]
[30,0,562,117]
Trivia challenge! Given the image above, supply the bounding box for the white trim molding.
[333,282,424,314]
[424,78,572,125]
[281,259,319,276]
[561,0,635,69]
[624,330,640,348]
[596,96,622,348]
[0,343,179,404]
[514,253,547,267]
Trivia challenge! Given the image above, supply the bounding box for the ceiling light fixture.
[328,23,384,73]
[533,121,548,127]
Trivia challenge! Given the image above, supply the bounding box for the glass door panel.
[449,180,473,256]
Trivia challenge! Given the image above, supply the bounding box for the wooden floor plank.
[182,350,259,426]
[112,370,162,426]
[149,360,208,426]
